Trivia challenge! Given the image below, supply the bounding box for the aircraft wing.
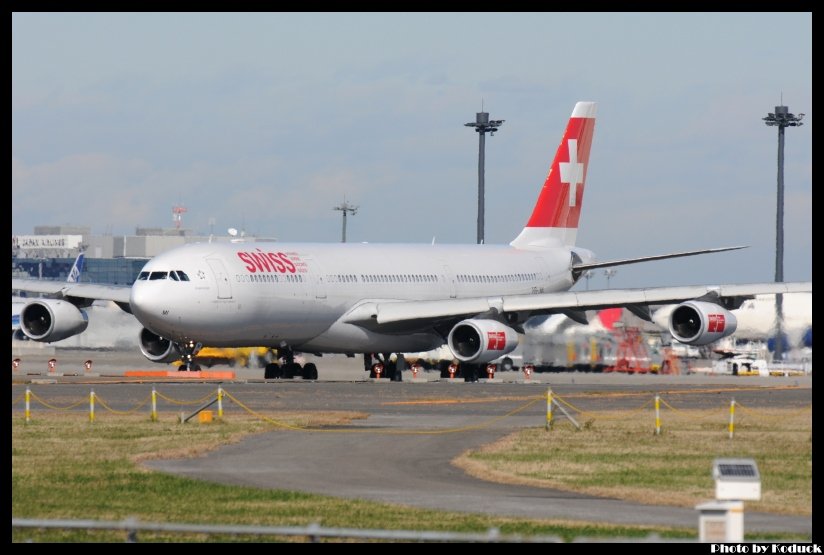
[347,281,812,329]
[11,278,132,306]
[571,245,747,272]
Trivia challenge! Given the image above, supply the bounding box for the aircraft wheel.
[500,357,514,372]
[384,361,397,381]
[177,363,199,371]
[282,362,300,379]
[302,363,318,380]
[264,362,281,379]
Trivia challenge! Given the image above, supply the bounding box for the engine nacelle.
[447,319,519,364]
[138,327,180,363]
[20,299,88,342]
[668,301,737,346]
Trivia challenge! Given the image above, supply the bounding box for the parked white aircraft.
[12,102,811,379]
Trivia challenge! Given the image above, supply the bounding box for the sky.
[12,12,811,289]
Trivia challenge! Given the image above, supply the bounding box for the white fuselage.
[733,293,812,342]
[129,241,583,353]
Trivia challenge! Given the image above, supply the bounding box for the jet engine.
[668,301,737,346]
[138,327,180,363]
[447,319,519,363]
[19,299,88,342]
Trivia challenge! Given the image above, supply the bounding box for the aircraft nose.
[130,283,164,326]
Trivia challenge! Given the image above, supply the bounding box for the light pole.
[583,270,594,291]
[763,104,804,362]
[333,200,358,243]
[604,268,617,289]
[465,111,504,244]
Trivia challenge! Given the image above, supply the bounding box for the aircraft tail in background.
[67,252,85,283]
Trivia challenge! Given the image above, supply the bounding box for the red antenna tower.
[172,205,187,230]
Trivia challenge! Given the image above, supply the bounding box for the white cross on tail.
[559,139,584,207]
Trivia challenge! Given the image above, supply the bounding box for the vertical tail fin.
[510,101,597,249]
[67,252,85,283]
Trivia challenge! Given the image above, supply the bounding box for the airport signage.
[12,235,83,250]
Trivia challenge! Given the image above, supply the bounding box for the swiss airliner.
[13,102,811,379]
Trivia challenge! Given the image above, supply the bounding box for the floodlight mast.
[762,103,804,362]
[333,200,358,243]
[465,111,504,245]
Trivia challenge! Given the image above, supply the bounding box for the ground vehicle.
[171,346,271,369]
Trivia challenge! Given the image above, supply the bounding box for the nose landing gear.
[176,340,203,371]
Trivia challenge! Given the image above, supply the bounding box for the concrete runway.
[11,348,813,535]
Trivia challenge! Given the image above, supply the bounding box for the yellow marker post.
[654,394,661,436]
[89,389,95,423]
[590,337,599,370]
[151,387,158,422]
[217,387,224,419]
[24,387,31,423]
[546,388,553,431]
[729,398,735,439]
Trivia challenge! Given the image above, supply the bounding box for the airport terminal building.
[12,225,265,285]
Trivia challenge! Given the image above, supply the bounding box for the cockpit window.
[137,271,150,281]
[149,271,168,280]
[176,271,190,281]
[169,271,180,281]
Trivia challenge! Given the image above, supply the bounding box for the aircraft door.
[442,265,457,298]
[303,257,327,300]
[206,258,233,299]
[534,256,547,293]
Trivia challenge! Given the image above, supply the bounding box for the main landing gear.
[364,353,403,381]
[436,360,482,382]
[263,346,318,380]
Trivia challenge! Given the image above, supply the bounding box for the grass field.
[11,404,811,542]
[455,406,812,516]
[10,411,703,542]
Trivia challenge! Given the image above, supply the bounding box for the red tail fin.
[511,102,596,248]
